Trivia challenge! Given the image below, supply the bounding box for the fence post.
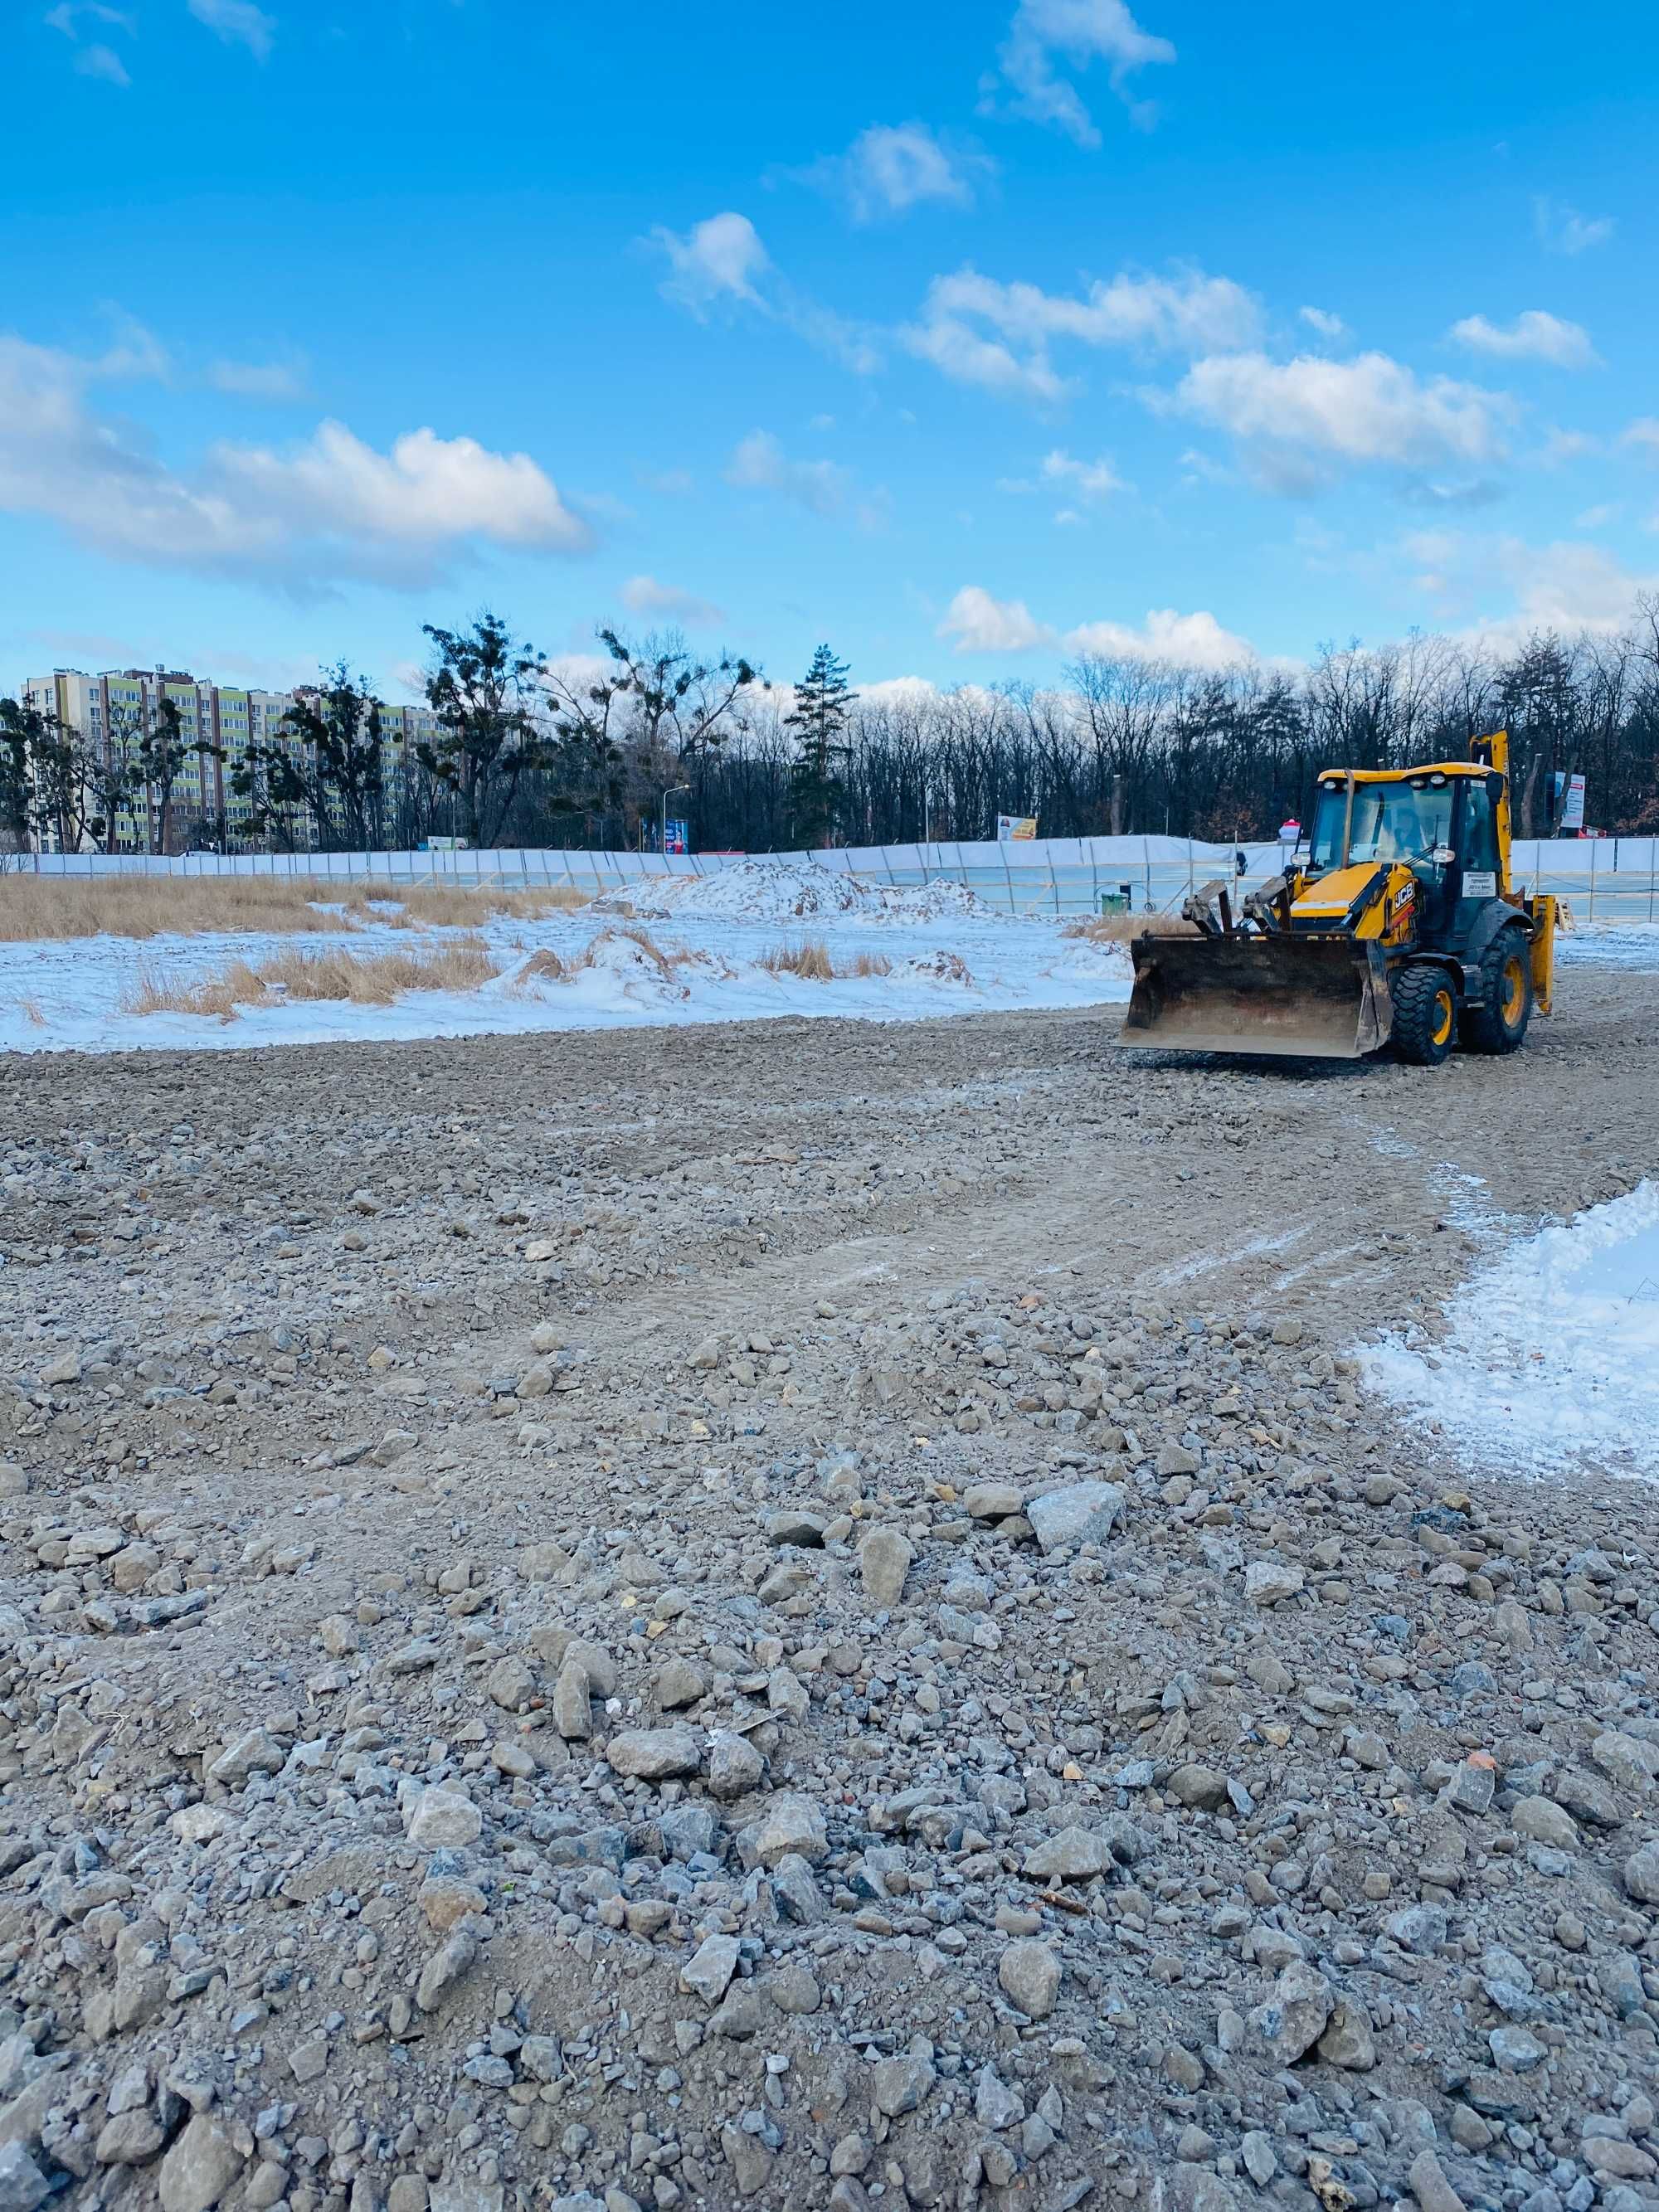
[1001,842,1014,913]
[1589,838,1598,921]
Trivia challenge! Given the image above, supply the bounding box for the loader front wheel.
[1460,928,1533,1055]
[1391,962,1458,1067]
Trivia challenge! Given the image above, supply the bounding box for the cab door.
[1452,777,1502,946]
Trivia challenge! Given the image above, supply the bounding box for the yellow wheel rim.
[1501,955,1525,1023]
[1432,990,1454,1048]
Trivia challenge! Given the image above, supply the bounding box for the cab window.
[1462,780,1500,873]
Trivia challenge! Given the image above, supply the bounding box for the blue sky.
[3,0,1657,699]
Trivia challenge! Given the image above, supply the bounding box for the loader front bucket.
[1117,935,1393,1060]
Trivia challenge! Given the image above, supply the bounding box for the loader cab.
[1306,768,1503,948]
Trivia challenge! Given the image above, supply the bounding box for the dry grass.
[761,937,836,980]
[8,994,47,1027]
[1064,910,1198,943]
[0,874,591,944]
[343,883,591,928]
[849,950,892,978]
[0,876,356,943]
[121,937,499,1019]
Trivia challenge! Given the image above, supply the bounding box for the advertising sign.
[663,819,688,855]
[1554,772,1586,832]
[997,814,1038,841]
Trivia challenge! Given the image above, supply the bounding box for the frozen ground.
[0,869,1130,1056]
[1557,918,1659,970]
[1363,1179,1659,1481]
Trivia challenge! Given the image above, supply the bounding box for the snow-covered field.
[1363,1181,1659,1483]
[0,863,1132,1056]
[1556,919,1659,970]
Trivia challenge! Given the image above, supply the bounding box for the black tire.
[1460,927,1534,1055]
[1391,961,1459,1066]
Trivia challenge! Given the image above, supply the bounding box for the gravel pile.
[0,980,1656,2212]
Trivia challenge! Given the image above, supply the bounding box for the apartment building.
[19,666,442,853]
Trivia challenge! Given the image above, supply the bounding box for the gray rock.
[998,1940,1061,2019]
[1248,1962,1332,2064]
[1511,1796,1579,1850]
[606,1727,702,1781]
[1623,1839,1659,1903]
[707,1730,765,1801]
[415,1928,478,2013]
[0,2144,48,2211]
[1165,1763,1230,1811]
[1490,2025,1547,2073]
[964,1483,1023,1521]
[744,1793,828,1867]
[872,2052,936,2117]
[158,2115,246,2212]
[681,1933,742,2005]
[974,2067,1025,2130]
[1244,1558,1304,1607]
[858,1528,913,1608]
[1026,1482,1124,1553]
[1022,1827,1116,1882]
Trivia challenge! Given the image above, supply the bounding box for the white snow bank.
[1556,921,1659,972]
[0,912,1131,1056]
[596,859,998,925]
[1361,1181,1659,1481]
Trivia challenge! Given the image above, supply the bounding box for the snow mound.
[889,950,975,987]
[500,929,703,1006]
[1361,1180,1659,1481]
[597,861,998,926]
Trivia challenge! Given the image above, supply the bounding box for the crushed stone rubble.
[0,998,1656,2212]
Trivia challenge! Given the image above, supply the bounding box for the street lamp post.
[661,784,691,856]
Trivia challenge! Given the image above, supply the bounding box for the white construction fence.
[17,834,1659,923]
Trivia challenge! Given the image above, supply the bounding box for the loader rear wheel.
[1460,928,1533,1055]
[1391,962,1458,1067]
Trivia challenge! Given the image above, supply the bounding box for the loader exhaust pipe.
[1117,935,1394,1060]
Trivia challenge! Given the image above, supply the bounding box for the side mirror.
[1431,846,1456,867]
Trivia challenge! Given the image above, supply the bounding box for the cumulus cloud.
[939,585,1259,665]
[723,430,848,517]
[1040,449,1124,502]
[646,211,881,373]
[1621,418,1659,455]
[1170,348,1514,491]
[619,575,727,628]
[1407,529,1659,645]
[804,122,992,222]
[1533,197,1614,255]
[986,0,1175,142]
[0,331,591,595]
[902,264,1261,405]
[186,0,274,61]
[938,586,1057,652]
[649,211,769,314]
[1063,607,1256,668]
[1449,309,1597,368]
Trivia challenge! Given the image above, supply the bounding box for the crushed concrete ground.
[1,958,1657,2212]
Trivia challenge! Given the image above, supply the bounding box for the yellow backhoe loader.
[1118,732,1556,1064]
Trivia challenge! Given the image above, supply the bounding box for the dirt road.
[2,965,1657,2212]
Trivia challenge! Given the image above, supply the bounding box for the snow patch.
[1361,1181,1659,1481]
[596,859,997,926]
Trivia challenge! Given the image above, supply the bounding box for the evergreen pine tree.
[785,644,855,847]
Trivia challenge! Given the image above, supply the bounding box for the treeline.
[7,605,1659,856]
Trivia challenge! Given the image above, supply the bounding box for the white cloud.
[216,421,589,551]
[1408,531,1659,645]
[0,332,591,593]
[1040,449,1124,502]
[206,357,307,401]
[1298,306,1348,342]
[1621,418,1659,455]
[649,212,769,314]
[75,41,130,82]
[902,263,1260,404]
[186,0,274,61]
[1449,309,1597,368]
[807,122,991,221]
[1533,197,1614,255]
[938,586,1056,652]
[1063,607,1256,668]
[1170,349,1513,490]
[619,575,727,628]
[724,430,847,517]
[647,211,881,373]
[987,0,1175,143]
